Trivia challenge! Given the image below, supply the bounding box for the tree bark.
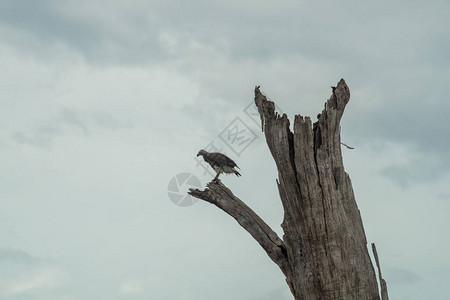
[189,79,386,299]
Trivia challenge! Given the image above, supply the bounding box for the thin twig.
[341,142,354,149]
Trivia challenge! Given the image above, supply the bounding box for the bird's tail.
[233,168,241,177]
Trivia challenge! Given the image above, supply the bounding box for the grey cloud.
[92,111,133,130]
[360,96,450,155]
[0,0,161,65]
[381,165,429,189]
[381,156,450,188]
[10,108,85,149]
[11,131,52,148]
[59,108,89,136]
[0,249,38,265]
[436,192,450,201]
[2,0,442,67]
[10,108,132,148]
[0,1,97,51]
[347,87,450,186]
[60,109,132,133]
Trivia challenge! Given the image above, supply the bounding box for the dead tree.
[189,79,388,300]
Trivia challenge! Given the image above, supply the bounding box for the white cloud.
[0,249,70,297]
[118,277,157,296]
[2,265,69,296]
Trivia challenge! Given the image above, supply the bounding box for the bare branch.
[372,243,389,300]
[340,142,354,149]
[188,180,290,276]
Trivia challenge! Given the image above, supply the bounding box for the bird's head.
[197,149,207,157]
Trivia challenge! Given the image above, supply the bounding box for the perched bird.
[197,149,241,182]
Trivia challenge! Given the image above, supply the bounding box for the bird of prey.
[197,149,241,182]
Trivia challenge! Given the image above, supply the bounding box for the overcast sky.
[1,0,449,299]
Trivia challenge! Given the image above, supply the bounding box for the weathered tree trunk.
[189,79,388,300]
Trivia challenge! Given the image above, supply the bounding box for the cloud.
[118,277,157,297]
[9,108,133,149]
[0,249,37,264]
[0,248,70,297]
[2,265,67,296]
[3,0,444,68]
[379,150,450,188]
[59,108,89,136]
[0,0,163,65]
[11,131,52,149]
[436,192,450,201]
[347,87,450,186]
[118,279,145,296]
[92,111,133,130]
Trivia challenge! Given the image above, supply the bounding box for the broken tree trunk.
[189,79,387,300]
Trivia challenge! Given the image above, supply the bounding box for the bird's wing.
[209,152,238,168]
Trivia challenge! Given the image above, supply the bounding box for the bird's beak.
[196,153,200,157]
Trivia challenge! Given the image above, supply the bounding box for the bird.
[197,149,241,182]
